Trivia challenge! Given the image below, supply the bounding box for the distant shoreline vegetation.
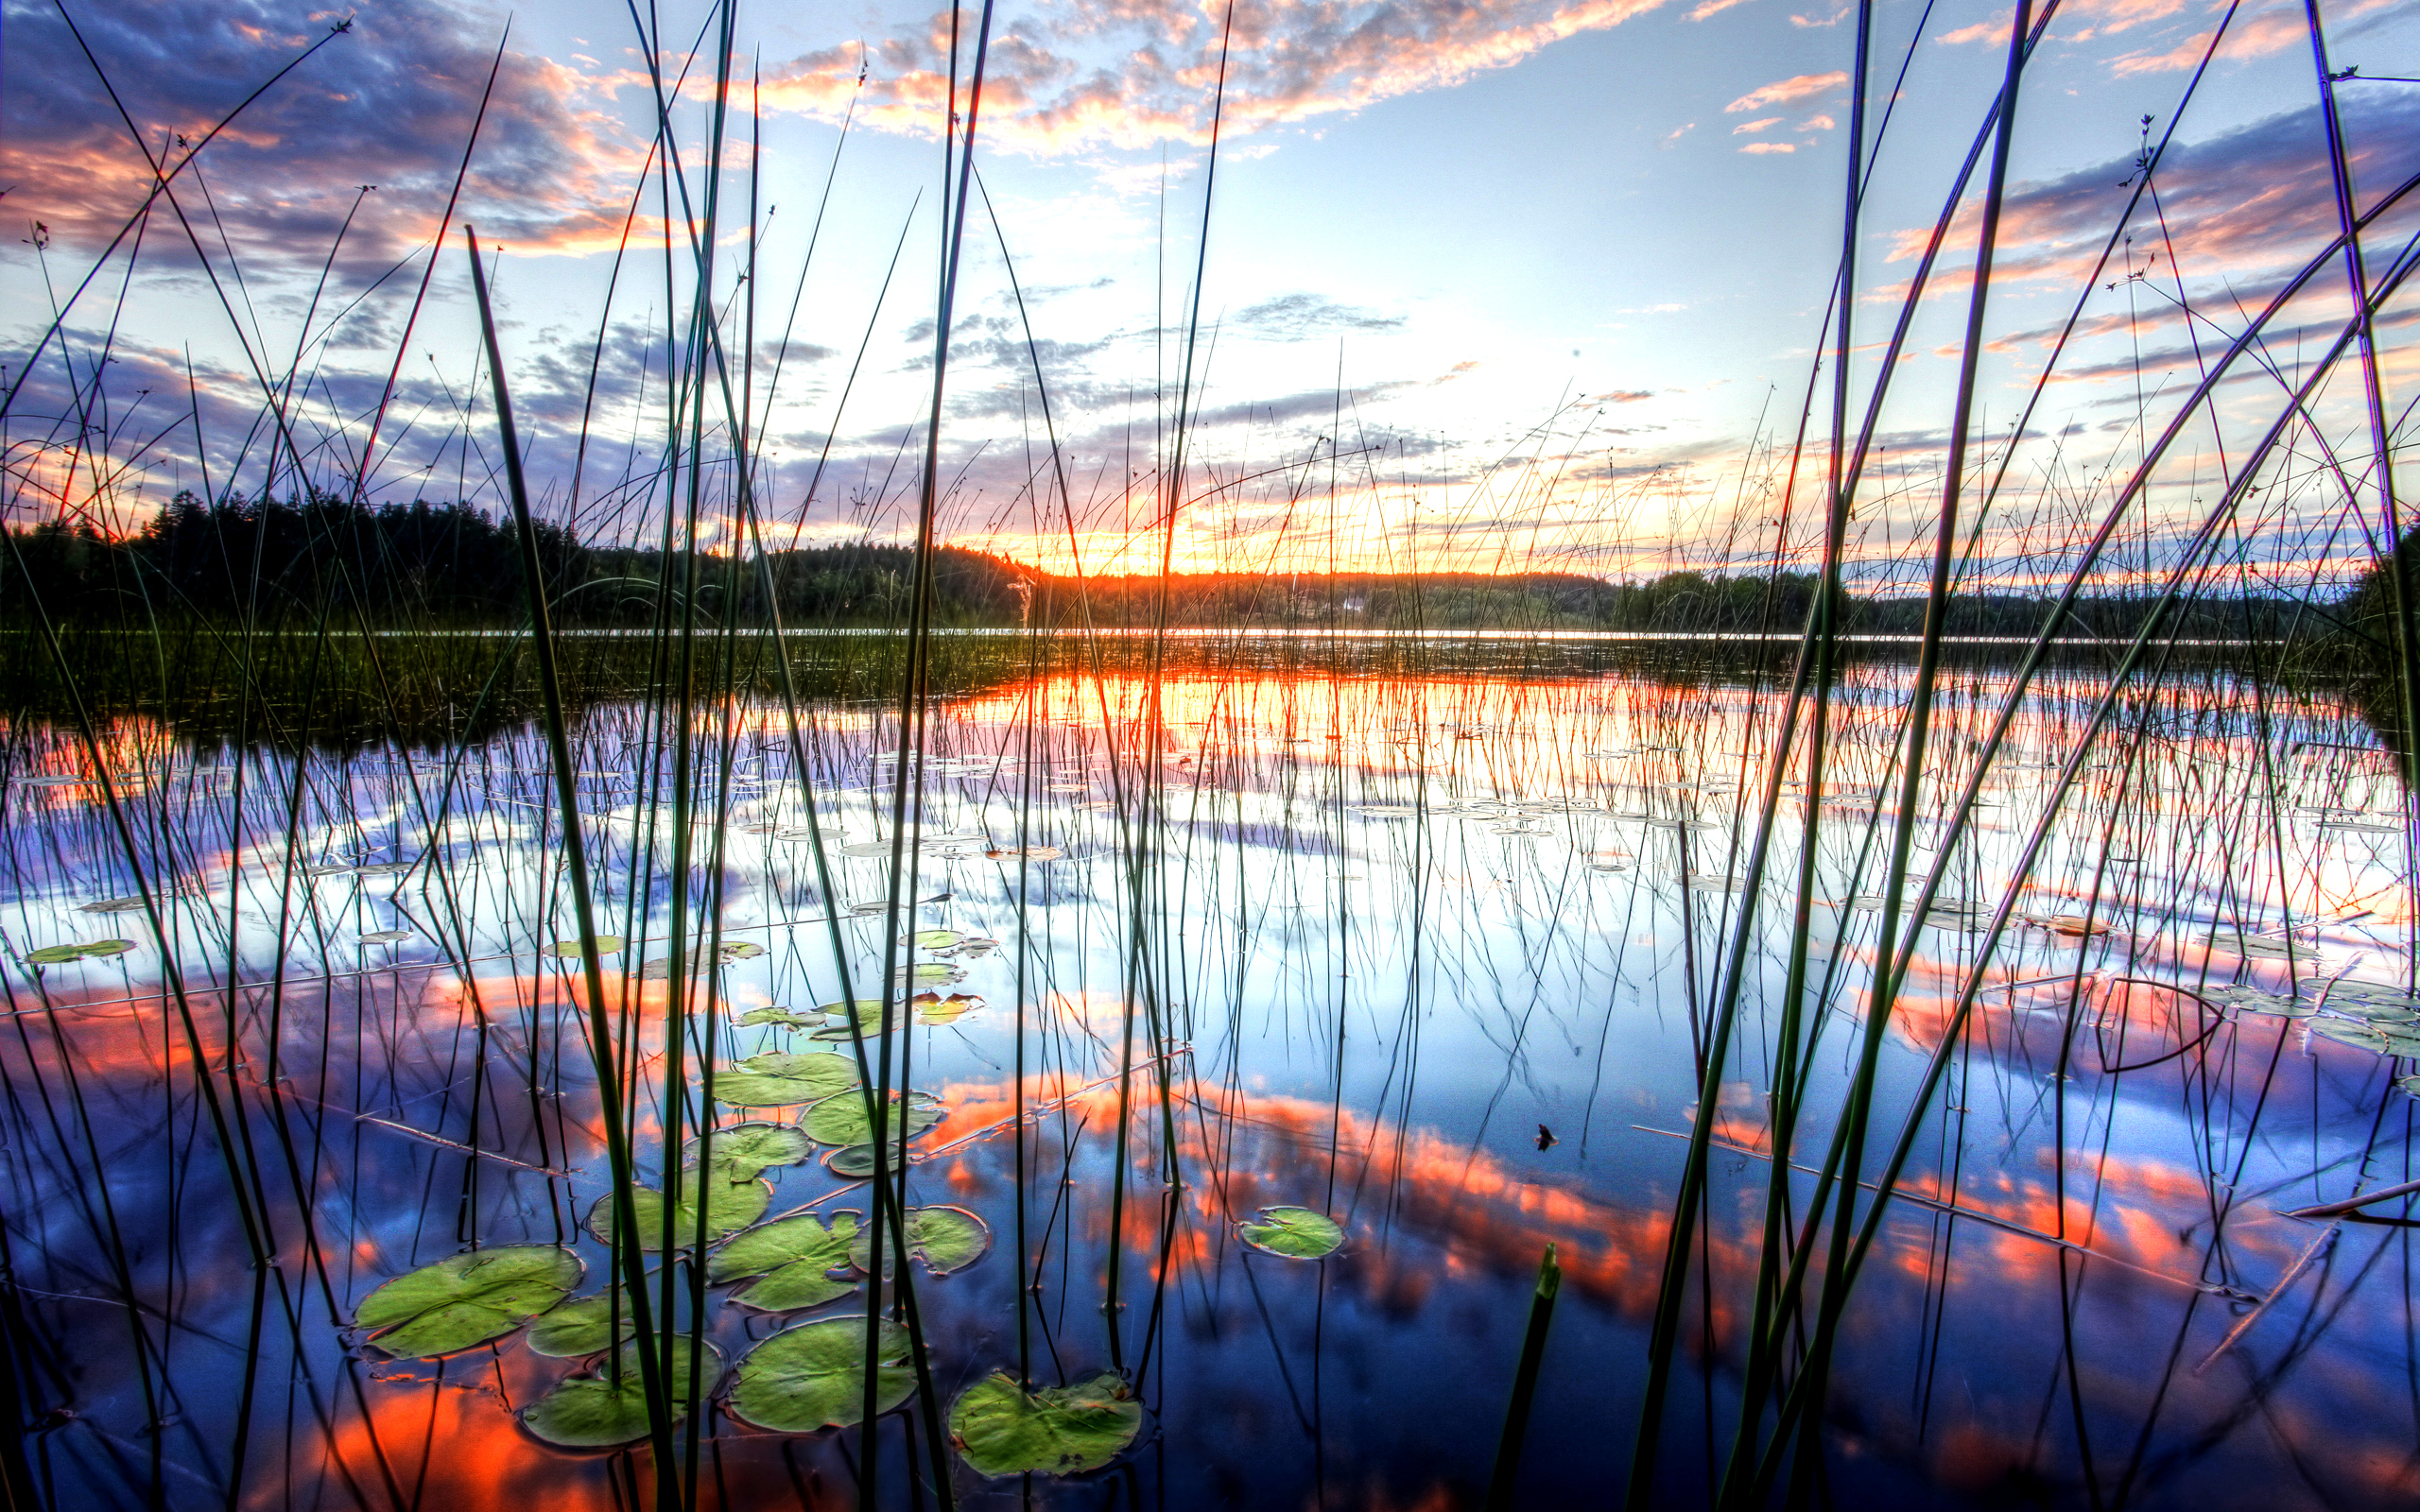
[1,490,2371,644]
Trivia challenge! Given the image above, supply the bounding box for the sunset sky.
[5,0,2416,583]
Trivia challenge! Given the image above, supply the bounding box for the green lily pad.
[26,939,135,966]
[803,1091,946,1147]
[708,1211,862,1311]
[78,896,147,914]
[2312,1019,2392,1053]
[358,930,414,945]
[719,940,767,961]
[824,1144,881,1177]
[683,1122,815,1182]
[949,1371,1142,1478]
[521,1337,725,1448]
[544,936,625,956]
[525,1293,635,1358]
[726,1315,915,1433]
[713,1051,862,1108]
[739,1006,817,1030]
[586,1179,769,1251]
[896,962,964,986]
[913,929,962,950]
[848,1206,991,1278]
[354,1246,583,1358]
[1237,1206,1343,1260]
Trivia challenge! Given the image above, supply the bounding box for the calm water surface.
[3,656,2413,1509]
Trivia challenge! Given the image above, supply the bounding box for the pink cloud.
[762,0,1687,156]
[1732,115,1784,134]
[1723,70,1848,112]
[1686,0,1759,19]
[1740,140,1797,153]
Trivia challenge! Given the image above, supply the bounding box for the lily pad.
[26,939,135,966]
[545,936,626,956]
[521,1337,726,1448]
[78,897,148,914]
[913,992,983,1026]
[824,1144,881,1177]
[719,940,766,961]
[683,1122,815,1181]
[896,962,965,986]
[848,1205,990,1277]
[708,1211,862,1311]
[713,1051,861,1108]
[525,1293,634,1358]
[354,1246,583,1358]
[738,1005,816,1030]
[2312,1019,2392,1053]
[726,1315,915,1433]
[949,1371,1142,1478]
[1236,1206,1343,1260]
[358,930,414,945]
[913,929,962,950]
[586,1179,769,1251]
[803,1091,946,1148]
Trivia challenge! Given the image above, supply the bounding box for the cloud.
[1732,116,1784,134]
[0,0,646,276]
[1790,4,1851,23]
[1796,113,1836,130]
[1659,122,1698,147]
[1723,70,1848,112]
[1230,293,1409,339]
[759,0,1687,157]
[1685,0,1758,18]
[1740,141,1797,154]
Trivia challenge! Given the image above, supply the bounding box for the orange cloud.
[1723,69,1848,112]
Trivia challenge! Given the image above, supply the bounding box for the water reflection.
[3,660,2415,1508]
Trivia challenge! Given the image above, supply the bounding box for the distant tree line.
[0,491,2343,644]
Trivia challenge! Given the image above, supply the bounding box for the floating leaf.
[683,1122,815,1181]
[949,1371,1142,1479]
[525,1293,632,1358]
[818,999,891,1027]
[587,1179,769,1251]
[2312,1019,2391,1053]
[738,1005,816,1030]
[545,936,625,956]
[354,1246,583,1358]
[727,1315,915,1433]
[713,1051,861,1108]
[78,896,147,914]
[913,929,962,950]
[913,992,982,1026]
[521,1337,725,1448]
[639,957,675,980]
[848,1205,990,1277]
[26,939,134,966]
[709,1211,861,1311]
[302,862,357,877]
[719,940,766,961]
[358,930,414,945]
[840,841,893,857]
[1236,1206,1343,1260]
[803,1091,946,1148]
[354,861,417,877]
[895,962,965,986]
[824,1144,880,1177]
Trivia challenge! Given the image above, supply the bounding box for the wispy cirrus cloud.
[1722,69,1847,112]
[758,0,1687,156]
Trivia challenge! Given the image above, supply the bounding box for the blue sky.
[5,0,2416,582]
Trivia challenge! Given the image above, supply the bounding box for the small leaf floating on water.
[708,1211,862,1311]
[718,940,766,961]
[353,1245,583,1359]
[586,1179,769,1252]
[803,1090,945,1147]
[823,1143,881,1177]
[358,930,414,945]
[847,1205,991,1277]
[521,1336,725,1448]
[738,1005,817,1030]
[78,896,148,914]
[26,940,135,966]
[544,936,624,956]
[913,992,982,1025]
[913,928,961,950]
[1236,1206,1343,1260]
[727,1315,916,1433]
[948,1371,1143,1479]
[524,1293,631,1358]
[839,841,893,858]
[683,1122,815,1182]
[712,1050,860,1108]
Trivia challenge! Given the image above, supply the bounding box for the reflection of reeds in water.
[6,0,2420,1506]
